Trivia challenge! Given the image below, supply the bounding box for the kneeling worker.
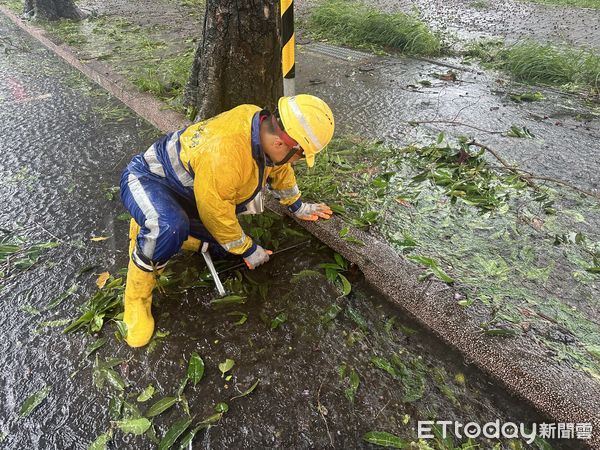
[120,94,335,347]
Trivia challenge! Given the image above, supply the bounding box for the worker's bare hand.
[243,245,273,269]
[293,202,333,221]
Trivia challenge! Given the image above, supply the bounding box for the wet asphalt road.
[296,43,600,193]
[0,13,158,447]
[0,10,595,450]
[0,22,548,448]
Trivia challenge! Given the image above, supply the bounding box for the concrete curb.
[0,6,190,134]
[4,6,598,447]
[267,201,600,449]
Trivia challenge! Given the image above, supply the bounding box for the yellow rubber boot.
[123,258,156,347]
[128,219,141,257]
[181,236,202,252]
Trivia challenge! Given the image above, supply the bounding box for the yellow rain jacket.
[178,105,301,255]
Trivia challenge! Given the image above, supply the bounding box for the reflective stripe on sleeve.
[221,232,248,251]
[288,96,322,150]
[167,132,194,187]
[127,174,160,260]
[270,184,299,200]
[143,144,166,178]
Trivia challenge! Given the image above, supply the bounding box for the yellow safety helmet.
[277,94,335,167]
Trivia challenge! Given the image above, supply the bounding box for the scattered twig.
[111,151,130,171]
[373,399,391,420]
[316,378,334,447]
[31,220,64,243]
[518,173,600,200]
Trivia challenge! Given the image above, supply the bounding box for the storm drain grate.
[305,42,374,62]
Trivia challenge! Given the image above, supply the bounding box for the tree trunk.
[23,0,85,21]
[184,0,283,121]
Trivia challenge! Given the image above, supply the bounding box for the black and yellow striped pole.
[281,0,295,96]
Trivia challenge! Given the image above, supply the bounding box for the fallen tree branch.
[468,140,600,200]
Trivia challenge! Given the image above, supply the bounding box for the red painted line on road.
[7,77,26,100]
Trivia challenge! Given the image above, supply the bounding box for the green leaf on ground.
[407,255,453,283]
[136,385,155,402]
[338,273,352,296]
[187,352,205,385]
[363,431,407,448]
[506,125,534,138]
[146,397,177,418]
[346,306,368,329]
[88,432,111,450]
[104,368,126,391]
[178,425,206,449]
[371,357,399,378]
[586,345,600,361]
[226,311,248,326]
[19,386,51,417]
[109,396,123,420]
[46,283,78,309]
[218,359,235,378]
[509,91,544,103]
[270,313,287,330]
[85,338,107,358]
[177,377,188,398]
[334,253,346,268]
[210,295,246,307]
[231,379,260,400]
[115,418,151,435]
[345,369,360,402]
[215,402,229,413]
[291,269,324,283]
[321,303,343,323]
[36,318,72,330]
[158,417,192,450]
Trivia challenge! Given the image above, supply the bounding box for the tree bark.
[184,0,283,121]
[23,0,85,21]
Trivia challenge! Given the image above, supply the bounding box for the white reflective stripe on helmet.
[167,132,194,187]
[288,96,323,150]
[270,184,299,200]
[127,173,160,260]
[221,232,248,251]
[143,144,166,178]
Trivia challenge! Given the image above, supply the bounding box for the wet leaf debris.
[296,135,600,382]
[33,213,557,448]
